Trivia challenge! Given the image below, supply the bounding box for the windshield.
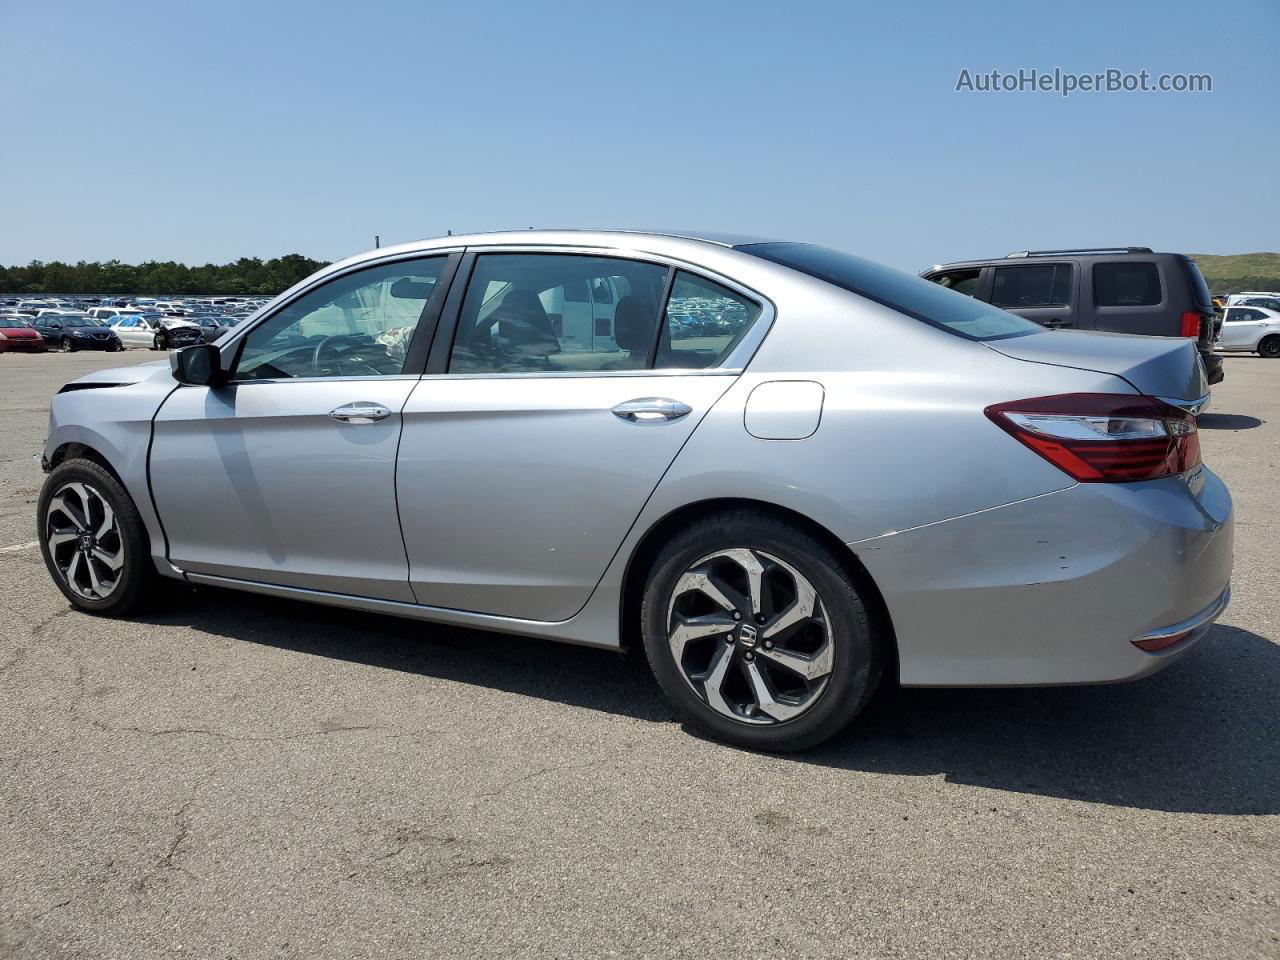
[738,242,1041,342]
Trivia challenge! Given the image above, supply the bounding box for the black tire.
[1259,336,1280,359]
[641,510,883,752]
[151,333,165,351]
[37,459,161,616]
[59,338,75,353]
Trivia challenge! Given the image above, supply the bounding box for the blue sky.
[3,0,1275,270]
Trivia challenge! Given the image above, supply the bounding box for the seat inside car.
[606,294,658,368]
[492,289,561,361]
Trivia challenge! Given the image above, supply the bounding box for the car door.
[987,262,1078,328]
[1219,308,1266,349]
[149,253,458,601]
[396,251,767,621]
[111,317,134,345]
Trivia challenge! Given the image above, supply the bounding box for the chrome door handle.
[611,397,693,423]
[329,401,392,424]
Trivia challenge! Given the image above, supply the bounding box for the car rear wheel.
[641,510,883,751]
[1259,335,1280,359]
[38,459,160,616]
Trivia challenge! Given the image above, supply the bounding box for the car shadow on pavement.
[801,624,1279,815]
[141,586,678,723]
[1198,413,1263,430]
[147,590,1277,816]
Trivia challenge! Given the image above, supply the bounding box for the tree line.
[0,254,329,296]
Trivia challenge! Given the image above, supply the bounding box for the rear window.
[738,242,1039,341]
[1182,257,1214,310]
[1093,261,1161,307]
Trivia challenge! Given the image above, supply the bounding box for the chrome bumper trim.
[1136,585,1230,642]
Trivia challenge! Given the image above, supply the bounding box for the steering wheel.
[311,334,381,376]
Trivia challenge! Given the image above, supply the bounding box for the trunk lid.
[985,330,1207,405]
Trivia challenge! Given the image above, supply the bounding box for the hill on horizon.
[1190,252,1280,294]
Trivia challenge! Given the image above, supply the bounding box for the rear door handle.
[329,401,392,424]
[611,397,693,423]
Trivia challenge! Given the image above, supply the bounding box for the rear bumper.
[855,469,1233,686]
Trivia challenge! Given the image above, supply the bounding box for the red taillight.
[985,393,1201,482]
[1179,312,1201,338]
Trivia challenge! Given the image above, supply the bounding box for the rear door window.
[448,254,669,374]
[655,272,762,370]
[990,264,1072,309]
[1093,262,1162,307]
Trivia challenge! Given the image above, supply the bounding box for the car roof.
[927,248,1183,272]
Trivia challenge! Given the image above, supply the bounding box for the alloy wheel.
[45,481,124,601]
[666,548,834,725]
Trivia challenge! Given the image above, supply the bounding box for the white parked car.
[109,314,205,350]
[1218,293,1280,308]
[1217,305,1280,357]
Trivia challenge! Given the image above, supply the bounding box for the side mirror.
[170,344,226,386]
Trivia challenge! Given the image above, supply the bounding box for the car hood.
[1,324,40,335]
[65,360,171,388]
[160,319,201,330]
[984,330,1208,405]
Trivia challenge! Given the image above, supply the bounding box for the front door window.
[233,257,446,380]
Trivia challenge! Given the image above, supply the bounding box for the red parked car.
[0,315,47,353]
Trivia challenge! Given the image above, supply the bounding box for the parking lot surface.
[1,351,1277,959]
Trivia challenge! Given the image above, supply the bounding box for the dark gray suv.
[922,247,1223,385]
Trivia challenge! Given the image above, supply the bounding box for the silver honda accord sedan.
[38,230,1233,750]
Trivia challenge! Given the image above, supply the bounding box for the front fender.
[45,377,180,576]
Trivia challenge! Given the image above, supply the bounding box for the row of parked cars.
[0,295,268,354]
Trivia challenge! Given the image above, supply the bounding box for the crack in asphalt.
[156,801,196,881]
[90,720,426,743]
[472,757,608,801]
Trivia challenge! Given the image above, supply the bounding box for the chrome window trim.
[416,369,742,382]
[202,375,422,387]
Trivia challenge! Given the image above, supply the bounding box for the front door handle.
[329,401,392,424]
[611,397,693,423]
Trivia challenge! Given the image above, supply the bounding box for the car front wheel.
[641,510,884,752]
[60,338,75,352]
[38,459,159,615]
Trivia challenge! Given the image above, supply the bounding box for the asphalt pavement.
[1,349,1276,959]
